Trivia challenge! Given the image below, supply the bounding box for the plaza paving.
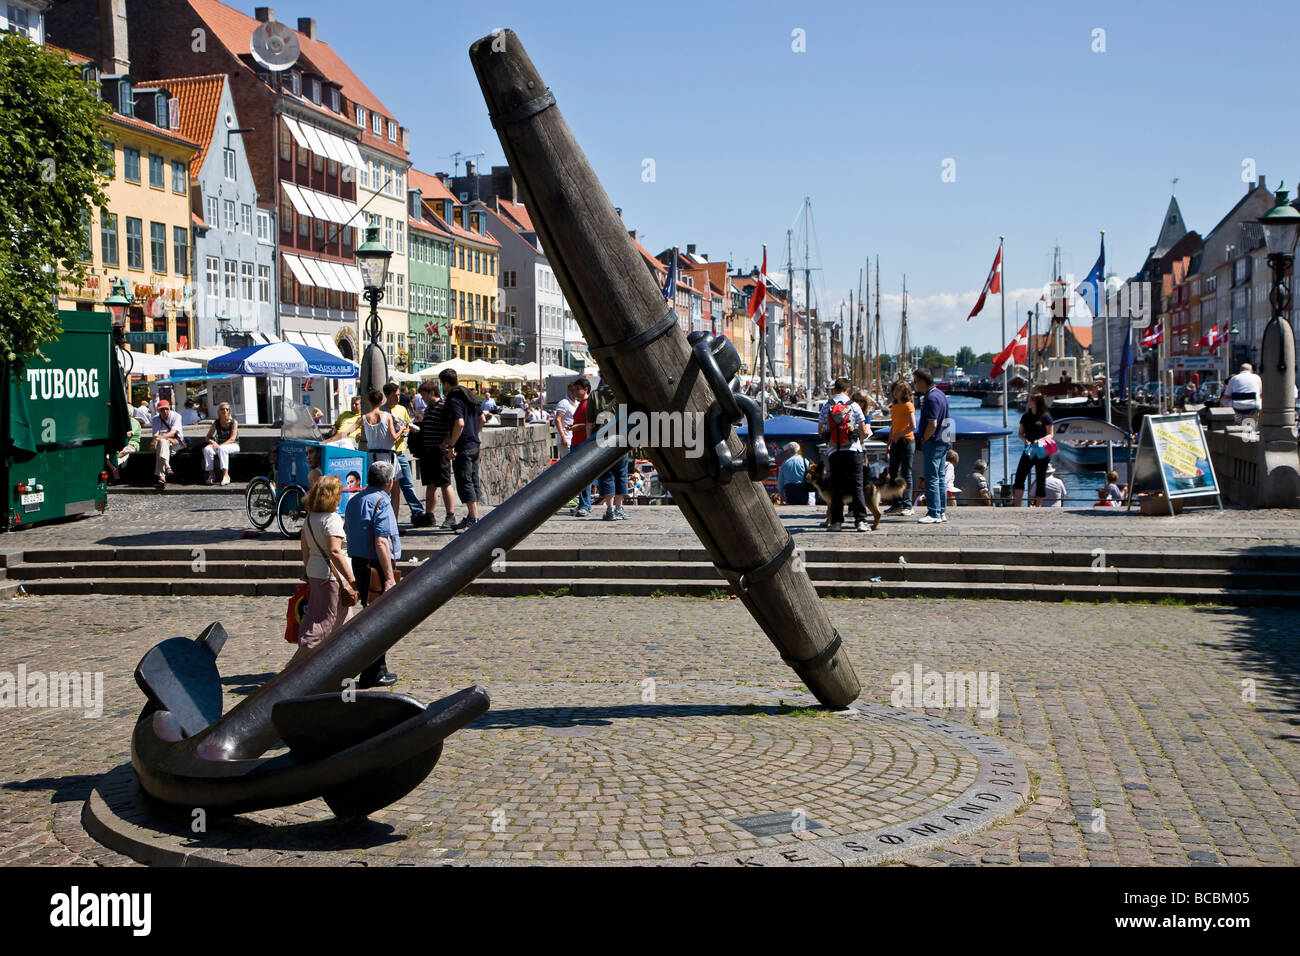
[1,586,1297,865]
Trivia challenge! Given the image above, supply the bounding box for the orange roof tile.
[186,0,407,160]
[148,74,226,178]
[408,169,499,246]
[495,197,534,233]
[103,111,200,153]
[45,43,93,65]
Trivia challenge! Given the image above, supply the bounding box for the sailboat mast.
[899,274,908,374]
[804,198,811,396]
[786,229,795,392]
[874,256,882,387]
[862,261,870,395]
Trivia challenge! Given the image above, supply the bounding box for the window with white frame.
[396,274,404,308]
[205,256,218,300]
[356,105,366,127]
[240,204,252,235]
[387,120,397,142]
[395,221,403,254]
[171,160,186,194]
[223,148,236,180]
[222,199,235,231]
[372,112,382,135]
[205,195,219,227]
[256,210,271,243]
[223,259,236,300]
[240,262,254,301]
[257,264,270,303]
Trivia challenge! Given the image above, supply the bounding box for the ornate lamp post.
[1254,184,1300,506]
[355,225,392,399]
[105,278,134,374]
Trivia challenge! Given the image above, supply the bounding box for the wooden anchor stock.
[470,30,860,707]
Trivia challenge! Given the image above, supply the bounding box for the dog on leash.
[805,461,907,530]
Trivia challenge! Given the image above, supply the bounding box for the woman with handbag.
[291,475,358,660]
[1013,394,1055,508]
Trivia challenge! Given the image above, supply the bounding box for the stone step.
[13,544,1300,572]
[12,575,1300,607]
[10,557,1300,592]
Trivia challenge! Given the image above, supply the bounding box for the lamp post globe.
[105,278,132,326]
[356,225,393,399]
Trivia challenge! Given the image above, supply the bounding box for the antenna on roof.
[250,19,301,72]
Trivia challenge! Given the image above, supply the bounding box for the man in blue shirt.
[912,368,951,524]
[818,377,870,531]
[777,442,810,505]
[345,459,402,687]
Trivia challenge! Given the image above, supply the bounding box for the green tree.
[976,352,996,365]
[955,345,976,369]
[0,35,109,358]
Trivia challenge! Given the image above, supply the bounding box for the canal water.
[949,395,1121,504]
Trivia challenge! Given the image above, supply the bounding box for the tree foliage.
[955,345,977,369]
[0,35,110,358]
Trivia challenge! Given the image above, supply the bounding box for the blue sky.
[280,0,1298,354]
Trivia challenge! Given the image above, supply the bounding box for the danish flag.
[1194,325,1227,350]
[1139,325,1162,348]
[966,241,1003,321]
[747,247,768,330]
[990,321,1029,378]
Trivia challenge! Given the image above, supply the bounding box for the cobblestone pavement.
[0,593,1296,865]
[4,491,1300,555]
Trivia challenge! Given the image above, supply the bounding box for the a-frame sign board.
[1127,413,1224,515]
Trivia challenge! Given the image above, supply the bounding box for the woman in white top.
[360,386,400,464]
[292,476,357,659]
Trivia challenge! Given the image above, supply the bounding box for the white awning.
[283,253,312,287]
[312,333,345,358]
[282,115,309,149]
[283,114,361,171]
[281,182,361,229]
[282,330,308,347]
[299,255,336,291]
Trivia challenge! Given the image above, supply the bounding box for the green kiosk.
[1,310,131,531]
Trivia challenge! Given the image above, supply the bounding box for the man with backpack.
[418,379,458,529]
[437,368,487,534]
[818,376,870,531]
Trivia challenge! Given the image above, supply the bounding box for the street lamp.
[355,225,392,398]
[105,277,132,326]
[1259,184,1299,355]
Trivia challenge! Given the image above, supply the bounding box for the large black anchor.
[128,336,782,819]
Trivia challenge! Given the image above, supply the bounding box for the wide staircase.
[3,544,1298,606]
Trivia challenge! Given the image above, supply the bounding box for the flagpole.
[759,243,767,419]
[1101,231,1113,474]
[999,236,1008,488]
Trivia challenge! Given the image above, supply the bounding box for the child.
[1094,487,1117,507]
[1105,470,1126,502]
[945,449,959,508]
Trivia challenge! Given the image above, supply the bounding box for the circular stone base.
[82,686,1030,867]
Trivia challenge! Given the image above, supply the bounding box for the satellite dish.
[250,21,300,72]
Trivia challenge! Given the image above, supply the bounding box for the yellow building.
[410,171,502,361]
[56,64,198,354]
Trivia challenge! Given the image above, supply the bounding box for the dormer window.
[154,91,168,127]
[309,77,320,105]
[387,120,396,142]
[355,105,366,128]
[372,112,382,135]
[289,71,301,95]
[118,78,134,118]
[330,88,340,112]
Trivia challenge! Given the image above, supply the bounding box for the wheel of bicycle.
[276,484,307,539]
[245,476,276,529]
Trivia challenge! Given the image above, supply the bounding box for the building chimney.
[400,127,409,151]
[628,230,637,242]
[1256,174,1266,194]
[255,7,274,22]
[465,160,475,178]
[297,18,316,40]
[686,244,696,256]
[98,0,130,75]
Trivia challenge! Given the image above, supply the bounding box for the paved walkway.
[1,592,1296,865]
[4,491,1300,556]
